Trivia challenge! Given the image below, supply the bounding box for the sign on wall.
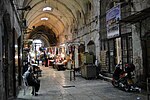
[106,4,121,39]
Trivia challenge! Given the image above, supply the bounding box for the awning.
[119,7,150,24]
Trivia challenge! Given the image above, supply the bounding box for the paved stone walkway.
[16,66,147,100]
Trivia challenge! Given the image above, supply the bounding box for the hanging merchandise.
[69,46,72,54]
[49,47,52,54]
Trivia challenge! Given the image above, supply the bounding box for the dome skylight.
[43,7,52,11]
[41,17,48,20]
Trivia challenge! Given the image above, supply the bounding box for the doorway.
[87,40,96,55]
[2,13,9,100]
[141,32,150,82]
[121,33,133,67]
[108,37,122,73]
[146,39,150,76]
[108,39,116,73]
[143,35,150,77]
[87,40,96,63]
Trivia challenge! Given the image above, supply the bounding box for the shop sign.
[106,4,121,39]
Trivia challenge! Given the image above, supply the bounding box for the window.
[86,1,92,12]
[89,2,92,11]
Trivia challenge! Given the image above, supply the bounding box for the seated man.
[23,66,40,96]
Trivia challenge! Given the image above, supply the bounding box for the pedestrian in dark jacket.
[23,66,40,96]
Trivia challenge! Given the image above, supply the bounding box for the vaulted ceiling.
[17,0,93,46]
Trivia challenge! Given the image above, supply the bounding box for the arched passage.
[87,40,96,55]
[27,25,58,47]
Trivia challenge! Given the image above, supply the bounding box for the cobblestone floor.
[16,66,147,100]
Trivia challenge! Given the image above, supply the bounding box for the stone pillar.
[0,5,6,99]
[132,24,143,81]
[74,45,79,68]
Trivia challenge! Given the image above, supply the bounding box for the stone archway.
[79,43,85,53]
[87,40,96,55]
[87,40,96,63]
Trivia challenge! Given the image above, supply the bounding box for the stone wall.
[0,0,22,99]
[132,0,150,83]
[74,0,100,62]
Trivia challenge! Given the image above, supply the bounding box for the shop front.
[100,3,134,74]
[120,7,150,86]
[106,4,122,73]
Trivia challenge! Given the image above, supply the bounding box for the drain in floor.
[62,85,75,88]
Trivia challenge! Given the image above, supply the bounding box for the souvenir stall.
[47,45,67,70]
[47,47,56,66]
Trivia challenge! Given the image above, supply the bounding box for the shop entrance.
[121,33,133,66]
[143,34,150,77]
[146,39,150,77]
[87,40,96,56]
[108,38,122,73]
[87,40,96,63]
[2,13,9,100]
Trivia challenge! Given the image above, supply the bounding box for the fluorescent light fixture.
[43,7,52,11]
[41,17,48,20]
